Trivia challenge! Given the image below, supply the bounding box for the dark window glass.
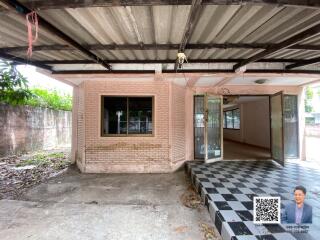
[102,96,153,136]
[128,97,153,134]
[103,97,127,134]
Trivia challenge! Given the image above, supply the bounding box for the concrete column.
[71,86,79,164]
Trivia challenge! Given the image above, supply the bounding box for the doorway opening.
[193,93,299,165]
[222,95,271,161]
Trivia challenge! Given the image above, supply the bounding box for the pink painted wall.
[74,79,187,173]
[71,77,305,173]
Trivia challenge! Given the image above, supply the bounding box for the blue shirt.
[295,204,304,224]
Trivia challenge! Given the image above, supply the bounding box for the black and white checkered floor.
[186,160,320,240]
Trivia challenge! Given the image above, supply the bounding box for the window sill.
[101,134,154,137]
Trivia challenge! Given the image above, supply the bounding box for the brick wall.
[76,79,188,173]
[76,82,86,171]
[170,83,186,170]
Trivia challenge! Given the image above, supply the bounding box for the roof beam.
[233,24,320,72]
[1,0,111,70]
[15,59,304,65]
[51,69,320,75]
[20,0,320,10]
[2,43,320,52]
[175,0,202,71]
[0,52,52,70]
[286,57,320,69]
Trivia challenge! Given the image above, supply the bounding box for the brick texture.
[76,82,86,171]
[170,83,186,170]
[75,79,188,173]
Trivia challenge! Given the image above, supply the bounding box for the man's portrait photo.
[282,185,313,224]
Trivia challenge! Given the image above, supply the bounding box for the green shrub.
[0,61,72,111]
[0,61,33,104]
[25,88,72,111]
[16,153,51,167]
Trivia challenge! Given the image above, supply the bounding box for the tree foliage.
[25,88,72,111]
[0,60,72,111]
[0,61,33,104]
[305,86,314,113]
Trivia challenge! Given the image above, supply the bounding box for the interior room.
[223,95,272,160]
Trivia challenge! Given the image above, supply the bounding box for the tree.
[305,86,313,113]
[0,60,32,104]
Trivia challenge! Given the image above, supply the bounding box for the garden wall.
[0,104,71,157]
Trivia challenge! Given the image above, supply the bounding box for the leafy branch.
[0,60,72,111]
[0,61,33,104]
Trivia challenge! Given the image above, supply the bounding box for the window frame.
[223,108,240,130]
[101,95,155,137]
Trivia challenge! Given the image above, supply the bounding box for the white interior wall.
[223,97,271,149]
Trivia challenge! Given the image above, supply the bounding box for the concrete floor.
[0,168,217,240]
[223,140,271,160]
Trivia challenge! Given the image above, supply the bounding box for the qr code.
[253,197,281,224]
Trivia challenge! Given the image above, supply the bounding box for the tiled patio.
[186,160,320,240]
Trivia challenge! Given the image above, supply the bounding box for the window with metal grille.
[223,108,240,130]
[101,96,153,136]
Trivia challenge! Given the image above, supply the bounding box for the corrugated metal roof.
[1,4,320,71]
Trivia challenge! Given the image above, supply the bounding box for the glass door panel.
[194,96,205,159]
[270,91,285,166]
[284,95,299,158]
[205,95,223,162]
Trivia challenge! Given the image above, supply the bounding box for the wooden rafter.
[18,0,320,10]
[2,43,320,52]
[0,0,112,70]
[12,59,306,65]
[286,57,320,69]
[233,23,320,72]
[51,69,320,75]
[0,52,52,70]
[175,0,202,71]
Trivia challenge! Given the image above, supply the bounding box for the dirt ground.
[0,150,71,200]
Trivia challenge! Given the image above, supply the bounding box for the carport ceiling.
[1,0,320,74]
